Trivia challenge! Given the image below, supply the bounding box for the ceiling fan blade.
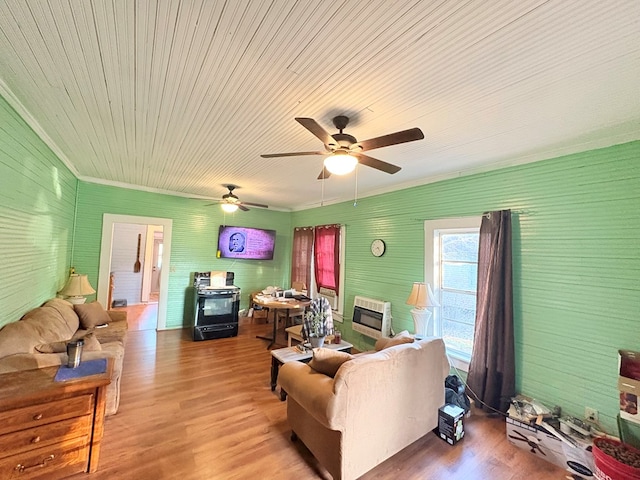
[241,201,269,209]
[354,153,401,174]
[295,118,337,147]
[358,127,424,151]
[261,151,327,158]
[238,204,250,212]
[317,166,332,180]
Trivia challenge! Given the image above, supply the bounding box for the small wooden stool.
[285,325,304,347]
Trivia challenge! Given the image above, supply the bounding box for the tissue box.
[620,350,640,380]
[619,376,640,425]
[619,350,640,425]
[438,404,465,445]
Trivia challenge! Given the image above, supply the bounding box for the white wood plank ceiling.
[0,0,638,210]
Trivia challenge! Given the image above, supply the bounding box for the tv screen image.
[217,225,276,260]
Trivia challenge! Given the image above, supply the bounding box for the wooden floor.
[112,302,158,331]
[73,323,569,480]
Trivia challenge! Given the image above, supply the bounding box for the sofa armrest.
[279,361,341,429]
[107,310,127,323]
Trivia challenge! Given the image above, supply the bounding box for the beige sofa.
[0,298,127,416]
[278,336,450,480]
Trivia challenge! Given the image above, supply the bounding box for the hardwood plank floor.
[111,302,157,331]
[73,323,570,480]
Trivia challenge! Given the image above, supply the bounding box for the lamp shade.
[59,274,95,304]
[406,282,439,308]
[406,282,439,337]
[324,151,357,175]
[406,282,427,308]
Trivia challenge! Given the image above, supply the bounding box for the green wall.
[73,182,292,328]
[292,140,640,435]
[0,96,76,328]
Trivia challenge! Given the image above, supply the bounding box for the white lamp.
[406,282,439,338]
[221,203,239,213]
[324,150,358,175]
[59,274,95,305]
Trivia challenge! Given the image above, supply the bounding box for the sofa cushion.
[34,332,102,354]
[0,353,66,372]
[91,320,128,346]
[0,303,78,358]
[308,348,354,377]
[375,330,414,351]
[75,301,111,329]
[43,298,80,333]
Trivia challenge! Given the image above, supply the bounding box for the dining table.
[252,294,310,349]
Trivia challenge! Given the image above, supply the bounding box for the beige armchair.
[278,337,450,480]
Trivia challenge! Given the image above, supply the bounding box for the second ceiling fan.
[208,185,268,212]
[261,116,424,179]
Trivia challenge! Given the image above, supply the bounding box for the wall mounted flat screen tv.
[217,225,276,260]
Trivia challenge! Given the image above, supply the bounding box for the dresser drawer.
[0,414,92,459]
[0,394,93,436]
[0,436,89,480]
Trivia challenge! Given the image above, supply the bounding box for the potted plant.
[304,309,328,348]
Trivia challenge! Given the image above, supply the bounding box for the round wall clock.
[371,239,386,257]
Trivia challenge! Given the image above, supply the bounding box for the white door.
[151,238,162,294]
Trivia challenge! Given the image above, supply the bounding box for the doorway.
[98,214,173,330]
[141,225,164,304]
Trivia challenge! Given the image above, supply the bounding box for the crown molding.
[0,79,79,177]
[78,175,291,212]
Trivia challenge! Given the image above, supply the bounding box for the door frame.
[98,214,173,330]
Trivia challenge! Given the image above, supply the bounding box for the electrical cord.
[447,354,613,439]
[446,352,509,419]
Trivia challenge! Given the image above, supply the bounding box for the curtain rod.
[294,224,343,231]
[411,209,529,222]
[483,209,530,219]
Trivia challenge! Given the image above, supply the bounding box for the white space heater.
[352,295,391,339]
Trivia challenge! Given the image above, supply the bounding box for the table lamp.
[59,273,95,305]
[406,282,439,338]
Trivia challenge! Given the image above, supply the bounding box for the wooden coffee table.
[270,341,353,400]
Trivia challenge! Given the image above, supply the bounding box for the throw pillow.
[375,330,415,351]
[34,332,102,353]
[308,348,353,377]
[75,301,111,329]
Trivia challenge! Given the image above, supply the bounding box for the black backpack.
[444,375,471,413]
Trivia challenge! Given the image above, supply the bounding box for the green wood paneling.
[293,140,640,434]
[73,182,291,328]
[0,97,76,327]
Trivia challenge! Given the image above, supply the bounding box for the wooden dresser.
[0,361,112,479]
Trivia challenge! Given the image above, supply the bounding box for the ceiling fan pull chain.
[353,165,358,207]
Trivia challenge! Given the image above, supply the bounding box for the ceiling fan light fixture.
[324,151,357,175]
[221,203,239,213]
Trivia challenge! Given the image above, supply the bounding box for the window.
[314,225,340,292]
[291,227,314,290]
[425,217,480,369]
[291,225,345,320]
